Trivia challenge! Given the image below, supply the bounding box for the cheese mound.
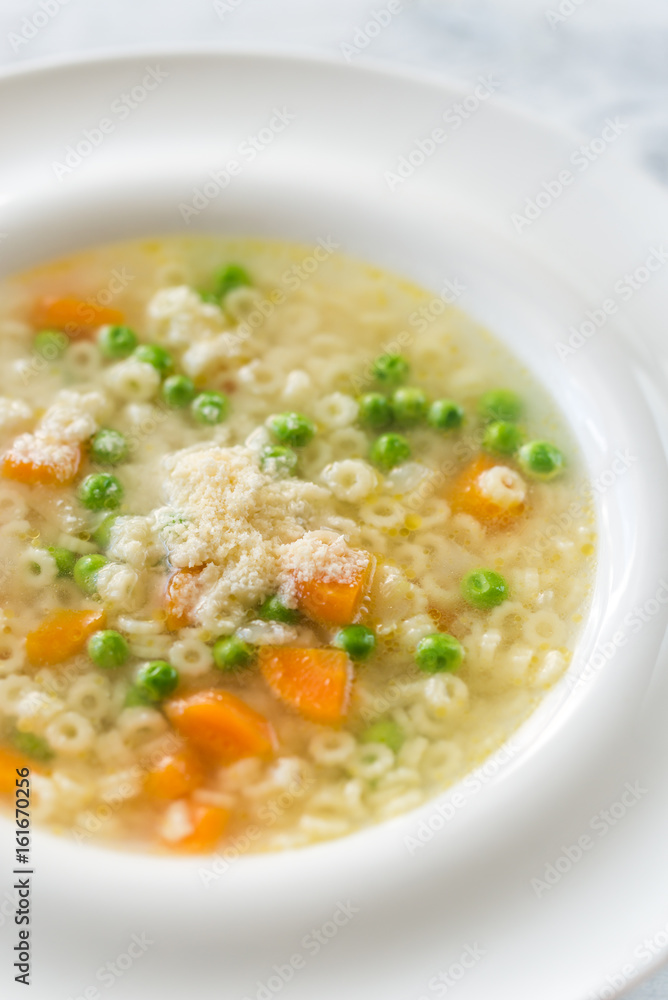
[155,445,345,628]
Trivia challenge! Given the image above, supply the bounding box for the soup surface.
[0,237,594,853]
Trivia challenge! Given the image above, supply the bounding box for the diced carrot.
[2,439,81,486]
[259,646,353,725]
[145,748,205,800]
[448,455,525,529]
[164,568,202,630]
[165,690,276,764]
[162,800,230,853]
[0,746,33,795]
[296,566,369,626]
[32,296,124,336]
[26,608,106,666]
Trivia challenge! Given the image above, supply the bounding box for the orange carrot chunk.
[296,567,368,626]
[164,568,202,631]
[162,800,230,853]
[33,296,124,335]
[26,608,106,667]
[2,439,82,486]
[448,455,525,529]
[165,690,276,764]
[259,646,353,725]
[0,746,33,795]
[145,748,205,800]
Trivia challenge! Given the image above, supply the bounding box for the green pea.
[191,391,229,425]
[98,325,138,359]
[461,569,509,610]
[357,393,393,430]
[73,554,108,597]
[333,624,377,661]
[391,387,429,426]
[258,595,300,624]
[90,428,128,465]
[482,421,524,455]
[260,445,298,478]
[428,399,465,431]
[215,263,252,299]
[92,514,118,550]
[133,343,173,376]
[88,630,129,669]
[518,441,565,480]
[133,660,179,702]
[212,635,255,672]
[33,329,68,360]
[415,633,465,673]
[478,389,523,423]
[360,719,404,754]
[372,353,410,386]
[78,473,123,511]
[267,412,315,448]
[162,374,196,409]
[369,432,411,470]
[12,731,53,762]
[46,546,77,578]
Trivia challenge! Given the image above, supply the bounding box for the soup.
[0,237,594,853]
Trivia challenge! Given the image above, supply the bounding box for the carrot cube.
[164,568,202,631]
[0,747,34,795]
[145,748,205,800]
[26,609,106,666]
[33,296,124,335]
[162,800,230,853]
[448,455,525,529]
[2,439,81,486]
[259,646,353,725]
[165,689,276,764]
[296,567,368,626]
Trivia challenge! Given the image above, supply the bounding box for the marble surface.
[1,0,668,184]
[0,1,666,996]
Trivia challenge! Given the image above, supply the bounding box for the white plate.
[1,49,668,1000]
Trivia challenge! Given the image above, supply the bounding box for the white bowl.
[2,49,668,1000]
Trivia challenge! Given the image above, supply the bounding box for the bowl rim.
[1,45,668,1000]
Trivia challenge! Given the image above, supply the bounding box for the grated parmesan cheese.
[280,531,370,588]
[3,389,110,482]
[154,445,369,629]
[5,433,81,481]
